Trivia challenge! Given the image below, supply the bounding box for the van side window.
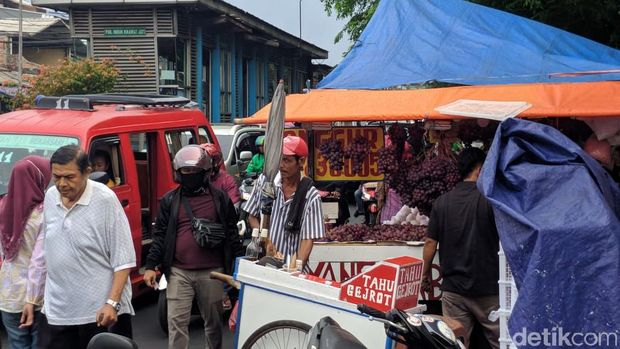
[198,127,213,145]
[89,136,125,187]
[165,129,196,161]
[129,134,148,205]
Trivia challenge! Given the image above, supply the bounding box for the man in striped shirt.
[243,136,324,268]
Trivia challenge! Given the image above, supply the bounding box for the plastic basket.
[498,249,513,283]
[498,247,518,311]
[500,337,517,349]
[498,313,512,341]
[498,280,518,311]
[498,245,518,349]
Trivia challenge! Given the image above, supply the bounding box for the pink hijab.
[0,156,51,261]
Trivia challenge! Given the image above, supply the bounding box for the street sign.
[104,27,146,36]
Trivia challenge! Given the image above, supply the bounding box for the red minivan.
[0,94,220,297]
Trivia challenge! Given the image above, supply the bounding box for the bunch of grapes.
[457,120,481,146]
[377,146,399,177]
[479,121,499,147]
[318,139,344,171]
[369,224,428,242]
[401,156,461,215]
[406,124,426,154]
[344,136,370,174]
[388,124,407,156]
[456,120,499,149]
[326,224,371,242]
[327,224,428,242]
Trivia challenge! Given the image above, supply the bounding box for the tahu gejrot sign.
[339,256,423,312]
[313,127,384,181]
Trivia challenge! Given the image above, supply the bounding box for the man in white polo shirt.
[38,145,136,349]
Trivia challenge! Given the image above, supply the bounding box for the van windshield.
[0,134,78,195]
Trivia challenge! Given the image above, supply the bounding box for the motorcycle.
[304,304,464,349]
[87,332,137,349]
[237,171,258,241]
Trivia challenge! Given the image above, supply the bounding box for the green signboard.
[104,27,146,36]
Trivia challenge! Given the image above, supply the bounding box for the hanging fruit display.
[344,136,371,174]
[318,138,345,172]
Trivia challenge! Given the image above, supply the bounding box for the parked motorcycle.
[304,304,464,349]
[237,171,258,241]
[87,333,137,349]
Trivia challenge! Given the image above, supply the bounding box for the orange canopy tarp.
[239,81,620,124]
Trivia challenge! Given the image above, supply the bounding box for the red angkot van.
[0,94,220,297]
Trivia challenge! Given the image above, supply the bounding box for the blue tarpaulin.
[318,0,620,89]
[478,118,620,348]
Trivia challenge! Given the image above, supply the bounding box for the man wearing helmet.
[200,143,240,205]
[243,136,325,269]
[245,135,265,174]
[143,145,243,349]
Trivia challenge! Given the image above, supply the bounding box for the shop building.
[32,0,328,122]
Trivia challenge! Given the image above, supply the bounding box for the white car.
[212,124,265,179]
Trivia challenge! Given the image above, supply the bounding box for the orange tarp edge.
[240,81,620,124]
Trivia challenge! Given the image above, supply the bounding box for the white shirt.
[43,180,136,325]
[243,173,325,257]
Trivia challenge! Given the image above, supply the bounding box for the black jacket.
[145,185,244,277]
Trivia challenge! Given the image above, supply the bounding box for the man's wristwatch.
[106,299,121,312]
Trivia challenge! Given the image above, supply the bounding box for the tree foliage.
[471,0,620,48]
[321,0,620,49]
[31,58,120,96]
[12,59,120,110]
[321,0,379,45]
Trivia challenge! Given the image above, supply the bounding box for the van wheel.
[158,291,168,335]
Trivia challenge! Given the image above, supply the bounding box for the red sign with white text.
[339,256,423,312]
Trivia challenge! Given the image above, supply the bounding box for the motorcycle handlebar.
[357,304,388,320]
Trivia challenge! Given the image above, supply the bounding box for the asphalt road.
[0,292,235,349]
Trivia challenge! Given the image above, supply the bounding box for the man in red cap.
[243,135,324,268]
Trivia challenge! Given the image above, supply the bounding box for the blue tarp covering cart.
[478,118,620,348]
[319,0,620,89]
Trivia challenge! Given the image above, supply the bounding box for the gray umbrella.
[262,80,285,184]
[259,80,286,235]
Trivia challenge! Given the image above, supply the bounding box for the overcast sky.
[225,0,351,66]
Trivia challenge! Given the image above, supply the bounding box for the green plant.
[8,58,121,110]
[31,58,120,97]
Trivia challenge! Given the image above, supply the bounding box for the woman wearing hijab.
[0,156,51,349]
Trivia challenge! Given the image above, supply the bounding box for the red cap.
[282,135,308,157]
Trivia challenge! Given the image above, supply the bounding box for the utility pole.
[18,0,23,88]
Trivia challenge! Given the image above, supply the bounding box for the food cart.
[233,256,426,349]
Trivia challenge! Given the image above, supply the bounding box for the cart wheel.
[157,291,168,335]
[242,320,311,349]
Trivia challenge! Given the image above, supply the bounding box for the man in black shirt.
[423,148,500,349]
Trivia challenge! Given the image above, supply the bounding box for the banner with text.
[313,127,384,181]
[339,256,423,312]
